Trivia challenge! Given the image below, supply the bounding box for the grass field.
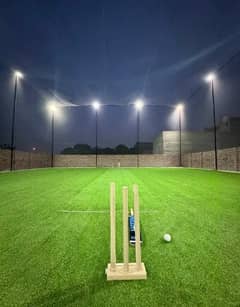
[0,168,240,306]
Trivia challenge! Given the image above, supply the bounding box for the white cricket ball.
[163,233,171,242]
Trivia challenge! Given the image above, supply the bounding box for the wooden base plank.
[105,262,147,281]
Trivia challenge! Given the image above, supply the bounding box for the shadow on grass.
[27,276,104,307]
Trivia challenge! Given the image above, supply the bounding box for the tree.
[61,144,93,154]
[98,147,114,154]
[129,146,137,154]
[73,144,93,154]
[61,147,76,154]
[61,143,134,155]
[115,144,129,154]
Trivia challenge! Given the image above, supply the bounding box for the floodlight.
[47,101,58,113]
[205,72,216,83]
[176,103,184,111]
[14,70,24,79]
[92,100,101,110]
[134,99,144,111]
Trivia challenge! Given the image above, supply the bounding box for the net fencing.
[0,51,240,170]
[184,52,240,154]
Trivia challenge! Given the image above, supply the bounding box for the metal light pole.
[92,101,101,168]
[178,106,182,167]
[95,109,98,167]
[176,104,184,167]
[205,73,218,170]
[10,71,23,171]
[134,99,144,168]
[47,102,57,168]
[211,80,218,170]
[51,110,55,168]
[137,111,140,167]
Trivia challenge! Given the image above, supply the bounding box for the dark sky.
[0,0,240,152]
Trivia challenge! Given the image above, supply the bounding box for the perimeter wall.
[0,147,239,171]
[54,153,178,167]
[182,147,240,171]
[0,150,51,171]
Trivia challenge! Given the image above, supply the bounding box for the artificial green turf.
[0,168,239,306]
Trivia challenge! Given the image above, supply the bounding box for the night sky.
[0,0,240,152]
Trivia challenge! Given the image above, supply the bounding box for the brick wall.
[54,153,179,168]
[1,148,239,171]
[182,147,240,171]
[0,149,51,171]
[0,150,179,170]
[140,154,178,167]
[54,154,96,168]
[0,150,10,171]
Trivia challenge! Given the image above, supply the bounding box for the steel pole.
[179,108,182,167]
[137,111,140,167]
[96,110,98,167]
[211,80,218,170]
[10,77,18,171]
[51,111,54,168]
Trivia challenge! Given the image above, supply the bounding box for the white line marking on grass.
[58,209,161,214]
[57,210,108,214]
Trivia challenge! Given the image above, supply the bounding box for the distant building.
[218,116,240,133]
[153,116,240,154]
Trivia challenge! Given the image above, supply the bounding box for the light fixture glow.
[14,70,24,79]
[134,99,144,110]
[92,100,101,110]
[205,72,216,83]
[47,101,58,113]
[176,103,184,111]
